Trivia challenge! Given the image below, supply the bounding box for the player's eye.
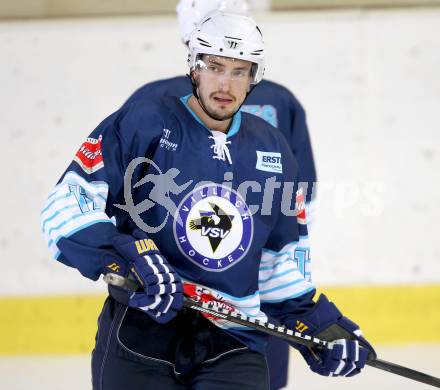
[208,65,221,73]
[232,69,247,78]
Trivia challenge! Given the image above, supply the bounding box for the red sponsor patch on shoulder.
[73,135,104,174]
[295,188,307,225]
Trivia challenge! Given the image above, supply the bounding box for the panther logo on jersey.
[188,202,234,252]
[174,184,253,272]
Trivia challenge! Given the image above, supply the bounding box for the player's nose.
[218,76,231,92]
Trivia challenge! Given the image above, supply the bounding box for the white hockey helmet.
[176,0,250,44]
[188,11,265,85]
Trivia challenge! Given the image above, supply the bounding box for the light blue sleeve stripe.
[259,267,297,284]
[260,251,291,262]
[262,242,309,260]
[235,304,261,310]
[42,190,106,216]
[206,288,260,303]
[41,193,71,215]
[47,210,105,236]
[259,257,293,271]
[260,286,316,303]
[243,312,260,318]
[259,278,305,295]
[46,190,58,201]
[42,204,79,232]
[262,241,298,256]
[48,218,115,247]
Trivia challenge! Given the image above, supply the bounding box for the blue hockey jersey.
[41,94,315,353]
[124,76,316,202]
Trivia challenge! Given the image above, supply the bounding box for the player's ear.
[190,69,198,83]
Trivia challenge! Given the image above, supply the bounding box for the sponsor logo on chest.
[256,151,283,174]
[159,128,178,152]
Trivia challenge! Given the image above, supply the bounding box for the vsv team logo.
[174,184,253,272]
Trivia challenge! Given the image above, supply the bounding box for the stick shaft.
[103,273,326,348]
[368,358,440,388]
[103,273,440,388]
[182,296,328,349]
[184,296,440,388]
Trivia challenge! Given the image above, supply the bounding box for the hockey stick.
[103,273,440,388]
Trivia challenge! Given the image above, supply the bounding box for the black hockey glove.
[287,294,376,377]
[105,229,183,324]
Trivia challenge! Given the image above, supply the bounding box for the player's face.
[194,55,253,121]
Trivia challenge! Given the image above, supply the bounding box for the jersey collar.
[180,94,241,139]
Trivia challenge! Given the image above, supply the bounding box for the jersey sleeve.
[287,94,317,204]
[40,102,163,280]
[121,77,192,109]
[123,84,159,108]
[258,134,316,320]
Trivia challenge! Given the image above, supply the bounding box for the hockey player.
[41,11,375,390]
[124,3,316,386]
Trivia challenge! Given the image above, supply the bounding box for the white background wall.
[1,8,439,295]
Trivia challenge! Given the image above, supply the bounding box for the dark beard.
[199,94,235,121]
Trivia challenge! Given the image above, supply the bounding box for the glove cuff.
[112,231,161,262]
[101,251,130,277]
[284,294,342,336]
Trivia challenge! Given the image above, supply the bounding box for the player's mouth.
[212,95,234,106]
